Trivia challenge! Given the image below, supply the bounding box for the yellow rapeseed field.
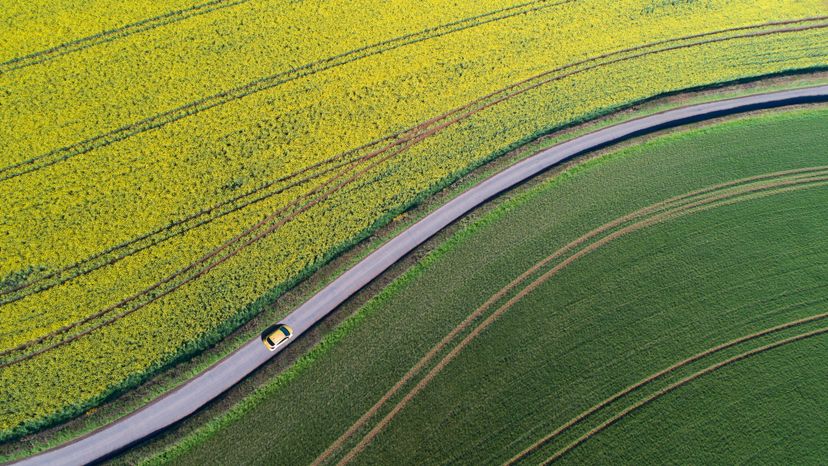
[1,0,826,439]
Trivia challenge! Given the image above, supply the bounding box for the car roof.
[262,324,292,344]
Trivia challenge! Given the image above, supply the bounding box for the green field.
[148,107,828,465]
[563,335,827,464]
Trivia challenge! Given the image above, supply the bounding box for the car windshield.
[280,326,291,337]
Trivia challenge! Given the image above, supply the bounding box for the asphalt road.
[13,84,828,466]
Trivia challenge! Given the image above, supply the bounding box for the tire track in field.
[0,129,436,366]
[0,132,397,306]
[3,12,823,184]
[0,0,573,182]
[0,0,251,74]
[309,166,828,466]
[3,18,823,311]
[4,117,469,361]
[539,327,828,464]
[329,174,828,465]
[2,20,824,362]
[506,312,828,464]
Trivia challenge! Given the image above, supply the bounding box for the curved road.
[14,85,828,466]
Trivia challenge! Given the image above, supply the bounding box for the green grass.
[375,188,828,465]
[562,335,828,465]
[149,107,828,465]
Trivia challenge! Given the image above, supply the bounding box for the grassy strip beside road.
[148,106,827,464]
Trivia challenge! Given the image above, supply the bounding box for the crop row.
[0,0,529,168]
[0,0,567,181]
[2,0,815,289]
[0,0,202,64]
[0,0,250,73]
[319,168,828,464]
[1,15,816,333]
[1,0,820,350]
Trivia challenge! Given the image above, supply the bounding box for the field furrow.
[0,0,567,178]
[540,328,828,464]
[508,313,828,463]
[0,0,250,73]
[321,172,828,464]
[2,18,821,317]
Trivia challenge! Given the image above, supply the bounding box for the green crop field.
[152,107,828,465]
[563,336,827,464]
